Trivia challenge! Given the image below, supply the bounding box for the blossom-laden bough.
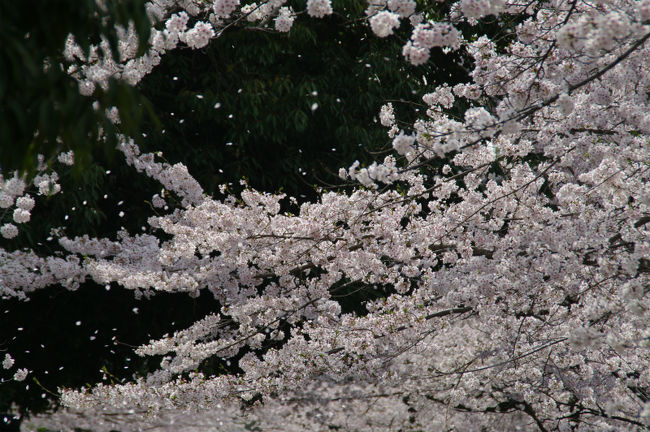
[1,0,649,430]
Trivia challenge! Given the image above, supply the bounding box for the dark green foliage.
[0,0,152,175]
[137,0,463,197]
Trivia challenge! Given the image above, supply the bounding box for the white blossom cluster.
[2,353,14,370]
[2,353,29,382]
[3,0,650,430]
[369,11,401,38]
[57,150,75,166]
[181,21,215,49]
[306,0,333,18]
[378,102,395,127]
[402,22,463,65]
[118,139,204,207]
[274,7,296,32]
[213,0,240,18]
[0,161,64,239]
[344,156,400,187]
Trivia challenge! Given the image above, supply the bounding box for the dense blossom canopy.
[1,0,649,431]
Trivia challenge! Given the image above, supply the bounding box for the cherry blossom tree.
[1,0,649,431]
